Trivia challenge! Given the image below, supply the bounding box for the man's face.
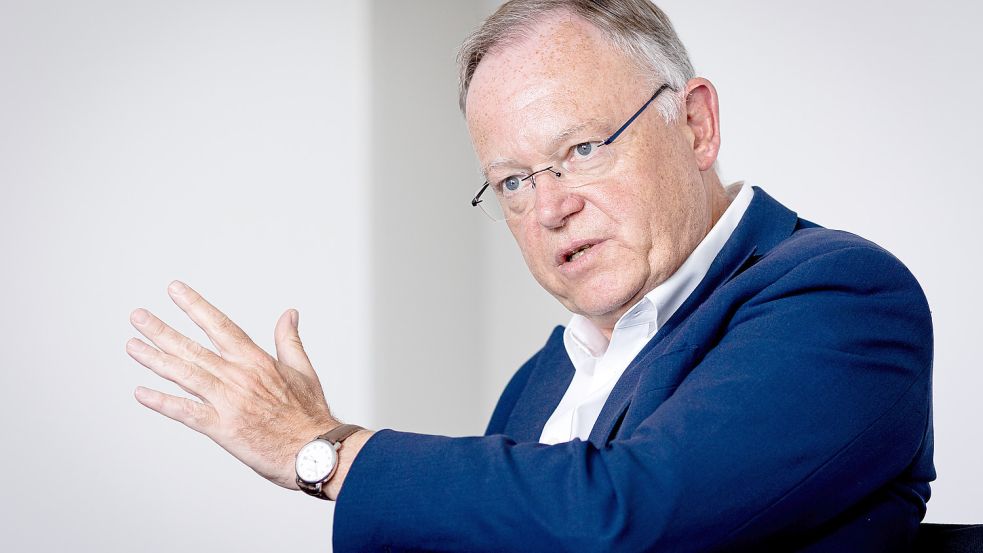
[466,15,717,332]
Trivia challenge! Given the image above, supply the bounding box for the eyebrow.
[481,118,607,179]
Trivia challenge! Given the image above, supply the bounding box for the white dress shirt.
[538,182,754,445]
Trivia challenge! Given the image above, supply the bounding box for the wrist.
[294,424,373,501]
[323,429,374,500]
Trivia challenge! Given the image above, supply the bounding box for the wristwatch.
[295,423,364,500]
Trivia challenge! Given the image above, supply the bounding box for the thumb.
[274,309,316,377]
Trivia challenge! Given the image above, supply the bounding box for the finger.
[166,281,265,362]
[274,309,316,378]
[134,386,216,434]
[129,307,224,373]
[126,337,222,403]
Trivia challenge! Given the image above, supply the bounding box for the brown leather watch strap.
[319,423,364,445]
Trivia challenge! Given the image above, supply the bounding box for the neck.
[704,171,734,234]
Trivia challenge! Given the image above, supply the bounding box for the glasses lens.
[473,184,506,221]
[560,142,614,188]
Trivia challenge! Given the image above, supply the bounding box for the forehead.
[466,14,645,166]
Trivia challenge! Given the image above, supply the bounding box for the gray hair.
[457,0,696,122]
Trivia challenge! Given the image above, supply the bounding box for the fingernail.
[131,309,149,325]
[290,309,299,328]
[168,280,187,294]
[126,338,148,353]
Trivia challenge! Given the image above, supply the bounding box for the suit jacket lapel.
[504,327,576,442]
[586,186,801,446]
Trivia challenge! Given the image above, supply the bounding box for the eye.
[572,141,603,159]
[502,175,523,192]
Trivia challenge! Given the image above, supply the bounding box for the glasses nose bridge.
[527,165,574,218]
[528,165,563,192]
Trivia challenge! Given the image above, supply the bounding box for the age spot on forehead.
[470,13,644,111]
[497,14,622,81]
[466,12,649,164]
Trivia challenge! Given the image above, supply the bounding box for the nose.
[532,169,584,229]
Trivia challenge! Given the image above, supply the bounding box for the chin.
[565,271,645,320]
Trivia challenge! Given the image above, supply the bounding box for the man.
[126,0,934,551]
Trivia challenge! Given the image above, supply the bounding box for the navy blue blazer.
[334,187,935,552]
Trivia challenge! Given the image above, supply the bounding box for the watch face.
[296,439,337,484]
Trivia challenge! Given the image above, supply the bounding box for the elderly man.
[125,0,933,551]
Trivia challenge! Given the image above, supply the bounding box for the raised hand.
[126,280,338,490]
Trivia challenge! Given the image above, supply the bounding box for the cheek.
[586,178,653,248]
[510,224,576,300]
[510,222,551,273]
[595,162,702,274]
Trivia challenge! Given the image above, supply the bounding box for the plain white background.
[0,1,979,551]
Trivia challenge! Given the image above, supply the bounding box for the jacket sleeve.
[332,245,933,552]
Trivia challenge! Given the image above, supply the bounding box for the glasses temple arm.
[603,83,674,146]
[471,181,490,207]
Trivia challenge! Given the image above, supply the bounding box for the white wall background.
[0,1,979,551]
[0,1,375,550]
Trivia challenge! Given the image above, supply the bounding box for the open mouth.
[565,244,593,263]
[558,240,603,266]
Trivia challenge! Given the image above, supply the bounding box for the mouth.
[566,244,593,262]
[557,239,604,266]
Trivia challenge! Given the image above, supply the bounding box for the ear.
[682,78,721,172]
